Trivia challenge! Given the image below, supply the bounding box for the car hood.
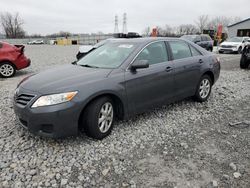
[20,64,112,94]
[221,41,241,46]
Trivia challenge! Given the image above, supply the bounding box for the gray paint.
[13,37,220,138]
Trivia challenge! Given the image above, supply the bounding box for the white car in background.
[27,40,44,45]
[218,37,249,54]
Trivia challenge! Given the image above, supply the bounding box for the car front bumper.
[218,47,238,53]
[13,88,81,138]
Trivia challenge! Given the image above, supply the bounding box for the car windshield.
[181,35,197,41]
[77,42,137,69]
[226,37,242,42]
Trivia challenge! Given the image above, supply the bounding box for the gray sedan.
[14,38,220,139]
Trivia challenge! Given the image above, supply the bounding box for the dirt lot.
[0,45,250,188]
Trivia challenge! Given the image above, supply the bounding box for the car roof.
[108,37,183,45]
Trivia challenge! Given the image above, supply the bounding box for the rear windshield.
[227,37,242,42]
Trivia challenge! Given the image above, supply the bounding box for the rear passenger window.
[169,41,192,60]
[190,45,202,56]
[201,36,207,41]
[136,41,168,65]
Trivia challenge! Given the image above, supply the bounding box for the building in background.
[227,18,250,38]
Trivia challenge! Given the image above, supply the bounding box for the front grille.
[221,45,233,48]
[16,94,35,106]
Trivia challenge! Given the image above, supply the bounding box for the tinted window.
[190,45,202,56]
[136,42,168,65]
[201,36,207,41]
[195,36,201,42]
[169,41,192,60]
[77,43,137,68]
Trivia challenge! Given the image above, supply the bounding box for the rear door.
[168,40,202,97]
[125,41,174,114]
[201,35,210,49]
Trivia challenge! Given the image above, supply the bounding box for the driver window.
[136,42,168,65]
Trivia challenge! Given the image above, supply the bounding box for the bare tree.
[230,16,242,25]
[0,12,25,38]
[195,15,209,33]
[207,16,231,31]
[178,24,198,35]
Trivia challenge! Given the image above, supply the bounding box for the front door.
[125,41,174,115]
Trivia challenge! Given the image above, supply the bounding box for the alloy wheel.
[0,64,14,77]
[98,102,114,133]
[199,78,210,99]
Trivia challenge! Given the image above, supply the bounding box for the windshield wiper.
[80,64,99,68]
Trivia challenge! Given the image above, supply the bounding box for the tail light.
[215,57,220,63]
[212,56,220,64]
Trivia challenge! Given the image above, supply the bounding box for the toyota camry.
[14,38,220,139]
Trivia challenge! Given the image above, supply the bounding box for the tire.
[82,97,115,139]
[240,55,249,69]
[0,62,16,78]
[238,46,242,54]
[218,51,223,54]
[194,75,212,102]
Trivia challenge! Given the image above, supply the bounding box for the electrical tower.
[122,13,128,34]
[114,15,119,33]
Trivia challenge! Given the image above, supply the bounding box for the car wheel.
[218,50,223,54]
[82,97,114,139]
[238,46,242,54]
[194,75,212,102]
[240,55,249,69]
[0,62,16,78]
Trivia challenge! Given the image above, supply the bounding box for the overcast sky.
[0,0,249,35]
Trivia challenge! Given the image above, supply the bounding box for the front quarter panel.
[73,68,128,119]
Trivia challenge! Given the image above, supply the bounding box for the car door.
[125,41,174,114]
[168,40,202,98]
[201,36,208,49]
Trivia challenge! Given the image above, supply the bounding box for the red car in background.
[0,42,30,78]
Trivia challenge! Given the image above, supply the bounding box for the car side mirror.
[130,60,149,71]
[194,40,201,44]
[71,61,77,65]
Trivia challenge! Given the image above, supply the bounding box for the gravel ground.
[0,45,250,188]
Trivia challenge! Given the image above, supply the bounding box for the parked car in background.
[0,42,31,78]
[181,34,214,51]
[14,38,220,139]
[76,38,121,60]
[218,37,249,54]
[240,40,250,69]
[76,33,142,60]
[27,40,44,45]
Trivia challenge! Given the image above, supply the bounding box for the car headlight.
[31,91,78,108]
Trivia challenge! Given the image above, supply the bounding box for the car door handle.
[165,66,173,72]
[198,59,203,64]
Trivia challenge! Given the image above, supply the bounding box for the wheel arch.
[78,92,125,130]
[202,71,215,85]
[0,60,17,69]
